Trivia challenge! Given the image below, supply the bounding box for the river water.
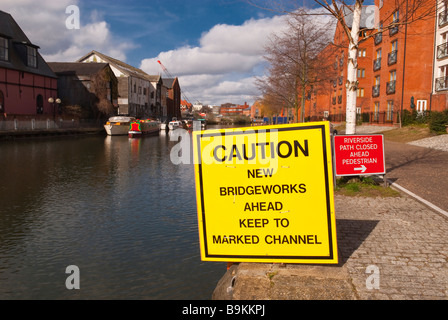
[0,129,225,299]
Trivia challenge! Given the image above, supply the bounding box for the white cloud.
[1,0,134,62]
[140,14,289,106]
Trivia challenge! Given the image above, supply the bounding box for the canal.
[0,130,226,299]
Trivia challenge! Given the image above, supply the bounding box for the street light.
[48,97,61,121]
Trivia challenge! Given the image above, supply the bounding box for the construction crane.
[157,60,198,106]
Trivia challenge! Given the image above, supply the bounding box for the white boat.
[168,120,183,130]
[105,116,136,136]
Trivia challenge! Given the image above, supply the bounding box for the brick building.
[220,102,250,116]
[162,78,181,121]
[0,10,58,119]
[310,1,444,125]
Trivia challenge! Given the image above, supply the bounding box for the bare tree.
[257,10,336,122]
[249,0,436,133]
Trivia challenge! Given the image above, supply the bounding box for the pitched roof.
[77,50,151,80]
[162,78,175,89]
[0,10,56,78]
[47,62,109,76]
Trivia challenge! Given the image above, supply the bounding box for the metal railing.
[388,50,398,65]
[389,23,399,36]
[374,32,382,45]
[373,58,381,71]
[386,81,396,94]
[372,85,380,97]
[0,118,104,132]
[439,10,448,27]
[435,76,448,91]
[437,42,448,60]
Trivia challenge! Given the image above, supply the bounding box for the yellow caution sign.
[193,122,338,264]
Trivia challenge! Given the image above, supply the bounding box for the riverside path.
[385,140,448,213]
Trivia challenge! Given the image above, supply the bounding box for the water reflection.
[0,133,224,299]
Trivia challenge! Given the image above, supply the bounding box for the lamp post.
[48,97,61,122]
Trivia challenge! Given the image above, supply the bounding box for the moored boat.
[105,116,136,136]
[168,120,183,130]
[129,119,161,138]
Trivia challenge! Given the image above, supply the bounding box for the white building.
[78,51,162,118]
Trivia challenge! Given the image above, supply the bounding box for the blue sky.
[80,0,276,67]
[1,0,373,105]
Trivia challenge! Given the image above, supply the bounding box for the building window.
[36,94,44,114]
[357,88,365,97]
[390,70,397,81]
[357,68,365,78]
[390,10,399,35]
[387,100,394,121]
[0,90,5,114]
[436,65,448,91]
[358,48,366,58]
[374,49,382,71]
[27,46,37,68]
[389,40,398,65]
[417,100,427,114]
[438,32,448,59]
[0,37,9,61]
[387,71,397,94]
[374,102,380,121]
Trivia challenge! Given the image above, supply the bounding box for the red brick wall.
[0,68,57,115]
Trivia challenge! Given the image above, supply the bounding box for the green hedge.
[401,110,448,134]
[429,110,448,134]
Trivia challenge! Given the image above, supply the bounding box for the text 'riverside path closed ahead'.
[193,123,338,264]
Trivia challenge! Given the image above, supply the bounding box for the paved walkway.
[385,140,448,212]
[213,194,448,300]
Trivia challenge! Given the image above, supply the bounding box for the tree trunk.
[345,1,363,135]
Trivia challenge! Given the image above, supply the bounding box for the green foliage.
[429,110,448,134]
[401,110,448,134]
[336,176,400,197]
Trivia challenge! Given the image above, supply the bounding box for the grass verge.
[380,125,435,143]
[335,176,400,198]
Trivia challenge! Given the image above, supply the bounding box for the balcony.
[374,32,382,45]
[388,50,398,65]
[439,11,448,28]
[435,76,448,91]
[373,58,381,71]
[437,42,448,60]
[389,22,399,36]
[372,85,380,97]
[386,81,396,94]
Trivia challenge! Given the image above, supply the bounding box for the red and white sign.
[334,134,386,176]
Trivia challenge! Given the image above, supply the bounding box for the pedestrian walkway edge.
[386,178,448,219]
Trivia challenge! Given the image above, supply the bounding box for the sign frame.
[193,122,338,265]
[333,134,386,177]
